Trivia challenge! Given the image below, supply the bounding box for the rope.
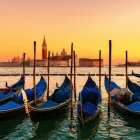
[21,89,30,119]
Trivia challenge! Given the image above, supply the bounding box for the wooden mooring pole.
[99,50,101,91]
[47,51,50,98]
[74,51,76,101]
[108,40,112,118]
[23,53,26,90]
[70,43,73,117]
[125,51,128,88]
[33,41,36,105]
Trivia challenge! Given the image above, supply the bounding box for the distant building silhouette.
[0,36,105,67]
[118,61,140,66]
[11,56,21,63]
[79,58,103,67]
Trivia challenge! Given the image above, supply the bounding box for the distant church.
[29,36,79,67]
[42,36,47,60]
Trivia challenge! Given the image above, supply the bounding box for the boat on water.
[0,75,25,104]
[27,75,71,122]
[104,75,140,118]
[77,74,101,124]
[0,76,46,120]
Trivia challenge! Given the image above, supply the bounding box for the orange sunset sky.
[0,0,140,65]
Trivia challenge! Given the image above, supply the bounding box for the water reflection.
[112,107,140,129]
[33,113,68,140]
[77,114,102,140]
[0,114,26,139]
[5,117,38,139]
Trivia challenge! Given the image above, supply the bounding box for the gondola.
[104,75,140,118]
[77,75,101,124]
[27,75,71,122]
[0,76,46,120]
[0,75,25,104]
[132,70,140,78]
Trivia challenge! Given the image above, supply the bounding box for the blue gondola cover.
[0,101,21,111]
[83,102,97,116]
[53,87,70,103]
[81,87,101,104]
[0,92,5,99]
[127,101,140,112]
[51,76,70,103]
[37,100,59,109]
[77,102,97,117]
[0,92,14,100]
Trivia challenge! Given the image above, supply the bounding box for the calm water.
[0,67,140,140]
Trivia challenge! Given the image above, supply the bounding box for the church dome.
[61,49,67,56]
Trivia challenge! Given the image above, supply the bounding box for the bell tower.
[42,36,47,60]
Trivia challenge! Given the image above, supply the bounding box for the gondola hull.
[28,100,70,122]
[111,100,140,118]
[0,106,24,120]
[78,108,101,124]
